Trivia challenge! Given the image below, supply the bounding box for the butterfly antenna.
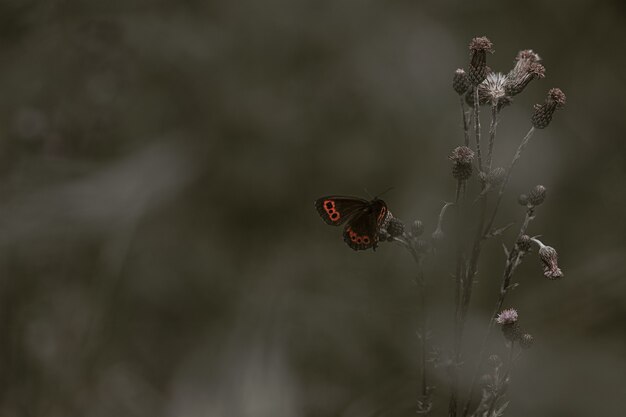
[374,187,395,199]
[363,187,374,199]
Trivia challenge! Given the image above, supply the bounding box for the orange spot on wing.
[324,200,341,222]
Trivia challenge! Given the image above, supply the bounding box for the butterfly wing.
[315,196,369,226]
[343,210,379,251]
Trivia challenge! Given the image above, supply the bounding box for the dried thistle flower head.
[528,185,547,206]
[468,36,494,86]
[450,146,475,180]
[520,333,535,349]
[478,72,511,108]
[532,88,566,129]
[539,245,564,279]
[496,308,518,325]
[453,68,470,95]
[505,49,546,96]
[532,238,564,279]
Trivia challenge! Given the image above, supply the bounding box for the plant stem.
[451,87,483,417]
[473,89,483,173]
[461,207,535,417]
[450,180,465,417]
[485,342,515,417]
[487,105,499,171]
[405,242,431,414]
[461,97,470,147]
[483,127,536,238]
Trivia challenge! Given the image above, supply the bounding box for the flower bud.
[387,217,405,238]
[517,235,532,252]
[453,68,470,95]
[518,194,529,206]
[431,228,444,243]
[449,146,475,181]
[468,36,494,86]
[528,185,547,206]
[520,333,535,349]
[538,245,564,279]
[488,354,501,366]
[505,50,545,97]
[531,88,566,129]
[412,220,424,237]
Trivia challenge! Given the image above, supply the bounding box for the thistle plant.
[319,36,567,416]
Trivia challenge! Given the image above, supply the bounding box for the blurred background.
[0,0,624,416]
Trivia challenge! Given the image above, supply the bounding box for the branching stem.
[461,207,535,417]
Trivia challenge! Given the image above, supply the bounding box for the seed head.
[496,308,518,325]
[532,88,566,129]
[453,68,470,95]
[505,50,546,96]
[477,72,511,109]
[520,333,535,349]
[468,36,494,86]
[528,185,547,206]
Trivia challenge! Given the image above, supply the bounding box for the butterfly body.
[315,195,392,251]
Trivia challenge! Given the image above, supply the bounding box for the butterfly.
[315,195,392,251]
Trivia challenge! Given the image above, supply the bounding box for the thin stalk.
[485,342,515,417]
[405,241,431,414]
[461,97,470,147]
[473,89,483,173]
[483,127,536,237]
[487,105,499,171]
[461,207,535,417]
[451,87,484,417]
[450,180,465,417]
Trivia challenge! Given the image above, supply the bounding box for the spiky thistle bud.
[505,50,546,96]
[520,333,535,349]
[453,68,470,95]
[387,217,405,238]
[528,185,547,206]
[412,220,424,237]
[468,36,494,86]
[531,88,566,129]
[532,238,564,279]
[517,235,532,252]
[449,146,475,180]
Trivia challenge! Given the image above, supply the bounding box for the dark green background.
[0,1,624,416]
